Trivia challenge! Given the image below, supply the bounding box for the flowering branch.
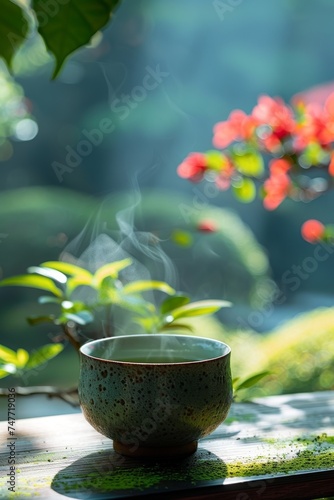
[177,92,334,241]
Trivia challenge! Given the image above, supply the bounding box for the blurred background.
[1,0,334,418]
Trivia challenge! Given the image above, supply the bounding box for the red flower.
[213,110,256,149]
[329,153,334,176]
[269,158,291,175]
[263,162,291,210]
[292,82,334,108]
[197,220,218,233]
[294,103,334,149]
[252,96,296,152]
[301,219,325,243]
[177,153,208,182]
[215,157,235,190]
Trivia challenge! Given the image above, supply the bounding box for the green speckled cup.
[79,334,232,458]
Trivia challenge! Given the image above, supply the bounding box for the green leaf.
[113,294,155,315]
[32,0,122,78]
[66,275,94,295]
[234,371,270,391]
[0,275,63,297]
[171,229,193,247]
[16,348,29,368]
[160,295,190,315]
[160,322,194,333]
[122,280,175,296]
[38,296,61,304]
[300,142,329,167]
[62,311,94,325]
[232,147,264,177]
[27,315,55,326]
[0,365,16,378]
[205,150,225,171]
[93,259,132,287]
[134,316,160,333]
[170,299,232,320]
[26,343,64,370]
[41,261,93,278]
[0,344,17,364]
[0,0,29,69]
[28,266,67,284]
[232,178,256,203]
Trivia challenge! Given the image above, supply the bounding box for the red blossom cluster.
[177,90,334,243]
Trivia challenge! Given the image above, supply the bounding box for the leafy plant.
[0,258,230,379]
[1,0,122,78]
[0,343,63,379]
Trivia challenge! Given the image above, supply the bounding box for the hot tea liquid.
[114,355,200,363]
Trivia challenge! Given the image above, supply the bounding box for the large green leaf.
[0,275,63,297]
[0,0,29,69]
[32,0,122,78]
[170,300,231,320]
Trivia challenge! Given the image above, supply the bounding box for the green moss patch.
[52,435,334,495]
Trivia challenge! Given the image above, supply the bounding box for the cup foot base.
[113,440,198,458]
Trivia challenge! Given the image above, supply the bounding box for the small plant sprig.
[232,371,270,402]
[0,259,230,379]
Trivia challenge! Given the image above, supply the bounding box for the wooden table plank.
[1,391,334,499]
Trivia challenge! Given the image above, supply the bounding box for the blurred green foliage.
[0,72,34,161]
[187,308,334,399]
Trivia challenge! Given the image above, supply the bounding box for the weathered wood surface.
[0,391,334,499]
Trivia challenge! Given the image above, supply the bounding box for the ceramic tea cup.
[79,334,232,457]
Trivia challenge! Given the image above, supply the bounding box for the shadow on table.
[51,448,228,499]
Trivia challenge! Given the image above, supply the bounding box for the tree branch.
[62,323,81,352]
[0,386,79,407]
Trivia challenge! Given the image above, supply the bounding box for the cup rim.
[79,333,231,365]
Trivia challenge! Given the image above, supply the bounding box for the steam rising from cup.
[59,193,178,337]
